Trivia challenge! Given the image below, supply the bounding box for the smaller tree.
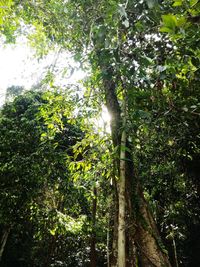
[5,85,24,102]
[0,90,92,266]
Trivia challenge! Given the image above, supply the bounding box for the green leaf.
[161,14,177,31]
[135,21,145,32]
[172,0,182,6]
[41,132,47,138]
[182,107,188,112]
[160,26,174,33]
[190,0,199,7]
[190,105,197,109]
[49,228,56,236]
[176,16,186,27]
[120,145,132,153]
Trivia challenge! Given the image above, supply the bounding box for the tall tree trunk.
[118,129,126,267]
[110,180,118,267]
[172,236,178,267]
[43,235,56,267]
[99,62,171,267]
[135,189,171,267]
[107,217,110,267]
[0,226,11,262]
[90,186,97,267]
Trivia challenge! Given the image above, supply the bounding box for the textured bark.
[100,65,125,267]
[136,189,171,267]
[102,66,121,148]
[99,59,171,267]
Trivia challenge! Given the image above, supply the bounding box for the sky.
[0,37,85,105]
[0,37,111,130]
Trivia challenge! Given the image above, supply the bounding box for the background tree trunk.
[118,129,126,267]
[0,226,11,262]
[110,183,118,267]
[90,186,97,267]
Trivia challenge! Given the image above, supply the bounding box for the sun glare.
[0,37,86,106]
[95,106,111,133]
[0,37,44,104]
[101,106,111,123]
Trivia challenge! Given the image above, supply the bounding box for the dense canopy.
[0,1,200,267]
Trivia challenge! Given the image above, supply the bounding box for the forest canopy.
[0,0,200,267]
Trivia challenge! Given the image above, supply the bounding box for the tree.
[0,90,93,266]
[1,1,173,266]
[18,2,169,266]
[5,85,24,102]
[1,0,200,266]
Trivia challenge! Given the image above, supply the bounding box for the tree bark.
[135,188,171,267]
[107,218,110,267]
[90,186,97,267]
[110,182,118,267]
[99,60,171,267]
[0,226,11,262]
[172,236,178,267]
[118,129,126,267]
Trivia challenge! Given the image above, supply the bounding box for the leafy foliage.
[0,90,109,266]
[1,0,200,266]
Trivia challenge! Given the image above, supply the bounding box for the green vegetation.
[0,0,200,266]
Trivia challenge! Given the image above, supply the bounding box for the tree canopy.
[0,1,200,267]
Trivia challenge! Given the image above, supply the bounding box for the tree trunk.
[172,236,178,267]
[118,129,126,267]
[135,188,171,267]
[0,226,11,262]
[99,62,171,267]
[107,218,110,267]
[43,235,56,267]
[110,182,118,267]
[90,186,97,267]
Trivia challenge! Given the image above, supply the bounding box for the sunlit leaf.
[173,0,182,6]
[161,14,177,31]
[190,0,199,7]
